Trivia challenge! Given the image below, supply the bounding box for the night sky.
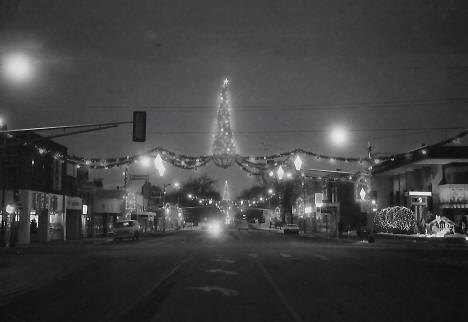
[1,0,468,196]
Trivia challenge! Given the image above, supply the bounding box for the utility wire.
[5,97,468,112]
[144,126,465,135]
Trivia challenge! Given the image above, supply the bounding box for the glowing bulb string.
[8,127,467,172]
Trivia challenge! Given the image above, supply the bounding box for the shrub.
[374,206,415,234]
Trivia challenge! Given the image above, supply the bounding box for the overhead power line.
[145,126,465,135]
[6,97,468,112]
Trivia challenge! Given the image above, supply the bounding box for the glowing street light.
[6,204,15,214]
[140,155,151,167]
[1,52,34,84]
[268,188,274,195]
[330,126,348,146]
[174,182,180,189]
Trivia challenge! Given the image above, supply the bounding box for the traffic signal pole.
[0,113,146,247]
[1,123,7,247]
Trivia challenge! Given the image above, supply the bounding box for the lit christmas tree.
[212,78,237,168]
[222,180,230,201]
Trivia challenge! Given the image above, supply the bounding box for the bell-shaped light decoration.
[277,166,284,180]
[294,155,303,171]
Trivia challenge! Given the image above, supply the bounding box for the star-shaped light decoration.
[154,153,166,176]
[277,166,284,180]
[294,155,303,171]
[360,188,366,201]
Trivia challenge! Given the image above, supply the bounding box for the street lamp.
[330,125,348,146]
[5,204,15,214]
[1,52,34,84]
[0,118,7,246]
[139,155,151,167]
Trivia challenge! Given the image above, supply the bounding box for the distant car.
[283,224,299,235]
[113,220,141,241]
[237,221,249,230]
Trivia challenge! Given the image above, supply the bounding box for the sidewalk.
[249,223,361,242]
[376,232,467,244]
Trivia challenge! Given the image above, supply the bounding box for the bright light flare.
[6,204,16,214]
[2,52,34,84]
[140,155,151,167]
[208,221,223,237]
[330,126,348,146]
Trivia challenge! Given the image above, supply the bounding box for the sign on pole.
[315,193,323,207]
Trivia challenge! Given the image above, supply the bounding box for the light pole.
[1,119,7,247]
[1,52,35,85]
[1,52,34,246]
[161,183,171,232]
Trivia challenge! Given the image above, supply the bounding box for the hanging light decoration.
[277,166,284,180]
[294,155,303,171]
[154,153,166,176]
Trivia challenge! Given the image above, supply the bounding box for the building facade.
[372,144,468,232]
[1,132,84,244]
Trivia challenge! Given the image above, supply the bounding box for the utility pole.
[302,176,307,234]
[1,121,7,247]
[123,167,129,219]
[161,183,171,232]
[367,141,375,242]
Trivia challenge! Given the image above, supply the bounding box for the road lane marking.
[280,253,292,258]
[311,253,328,261]
[206,269,238,275]
[99,255,192,322]
[253,257,303,322]
[213,259,235,264]
[191,286,239,296]
[248,253,258,258]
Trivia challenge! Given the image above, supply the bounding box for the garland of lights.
[7,69,467,176]
[16,127,467,179]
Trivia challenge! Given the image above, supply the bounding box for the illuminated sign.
[408,191,432,197]
[315,193,323,207]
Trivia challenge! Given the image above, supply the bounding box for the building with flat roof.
[371,132,468,232]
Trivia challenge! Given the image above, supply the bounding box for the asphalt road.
[1,227,467,322]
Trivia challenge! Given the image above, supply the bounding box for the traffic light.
[13,189,20,202]
[132,111,146,142]
[123,168,128,188]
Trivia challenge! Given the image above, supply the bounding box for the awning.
[440,203,468,209]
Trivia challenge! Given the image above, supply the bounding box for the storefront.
[130,210,157,232]
[66,196,83,240]
[438,184,468,232]
[92,192,124,236]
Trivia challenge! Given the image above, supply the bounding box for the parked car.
[237,220,249,230]
[113,220,141,241]
[283,224,299,235]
